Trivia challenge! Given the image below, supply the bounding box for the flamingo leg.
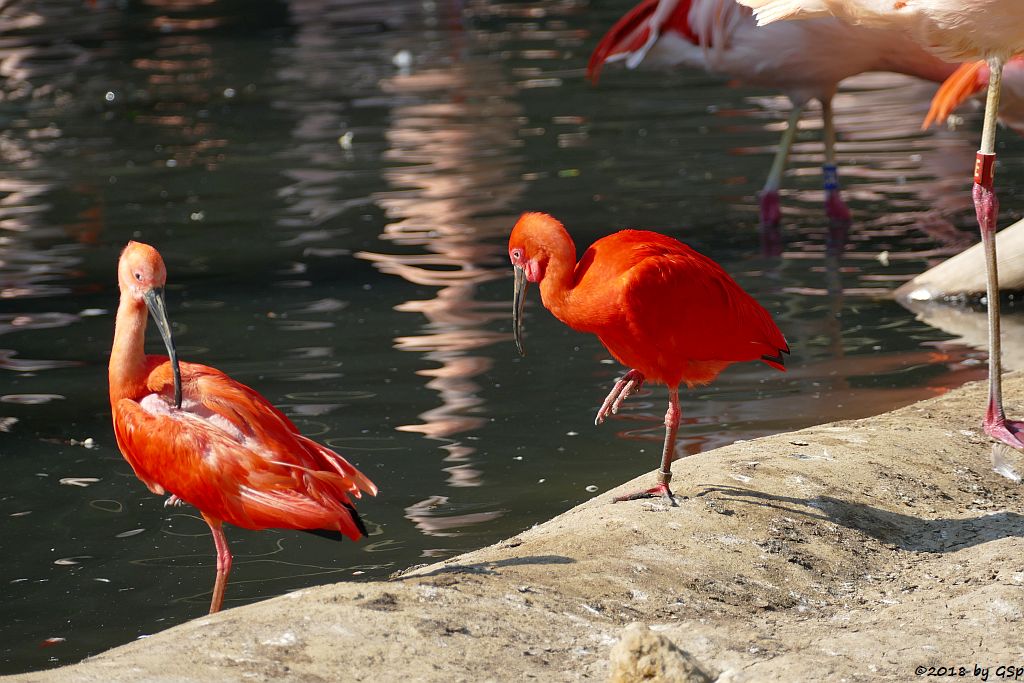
[821,95,851,251]
[974,57,1024,450]
[595,369,645,425]
[613,386,680,506]
[760,103,803,255]
[203,514,233,614]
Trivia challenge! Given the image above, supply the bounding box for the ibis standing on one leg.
[508,212,788,503]
[108,241,377,613]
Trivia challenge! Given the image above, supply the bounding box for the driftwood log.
[894,217,1024,301]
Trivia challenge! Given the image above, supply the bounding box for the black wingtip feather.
[304,503,370,543]
[346,502,369,538]
[304,527,345,542]
[761,342,791,368]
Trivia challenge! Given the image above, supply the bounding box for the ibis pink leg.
[203,514,233,614]
[595,369,645,425]
[614,386,680,506]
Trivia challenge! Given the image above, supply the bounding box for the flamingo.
[587,0,957,251]
[734,0,1024,450]
[509,212,788,502]
[108,241,377,613]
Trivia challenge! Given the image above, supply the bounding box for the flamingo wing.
[923,60,987,129]
[734,0,825,22]
[587,0,698,82]
[113,361,375,538]
[735,0,927,28]
[924,57,1024,134]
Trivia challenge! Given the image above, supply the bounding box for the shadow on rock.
[397,554,576,579]
[696,485,1024,553]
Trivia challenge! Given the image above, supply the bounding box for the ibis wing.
[618,239,787,366]
[113,362,375,536]
[189,368,377,497]
[113,396,265,525]
[145,360,300,436]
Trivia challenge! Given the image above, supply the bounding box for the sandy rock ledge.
[10,374,1024,682]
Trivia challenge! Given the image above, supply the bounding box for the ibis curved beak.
[143,287,182,409]
[513,265,527,357]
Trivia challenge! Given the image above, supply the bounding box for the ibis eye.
[511,249,522,260]
[134,272,143,281]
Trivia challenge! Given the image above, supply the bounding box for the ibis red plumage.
[108,241,377,613]
[509,212,788,502]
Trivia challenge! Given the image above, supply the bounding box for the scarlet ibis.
[108,242,377,613]
[587,0,956,250]
[509,212,788,502]
[736,0,1024,449]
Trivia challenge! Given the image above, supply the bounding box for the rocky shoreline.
[11,374,1024,682]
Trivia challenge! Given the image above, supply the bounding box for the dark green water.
[2,0,1022,674]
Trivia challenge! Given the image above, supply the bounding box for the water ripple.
[1,394,64,404]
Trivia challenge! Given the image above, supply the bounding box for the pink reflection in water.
[357,34,526,489]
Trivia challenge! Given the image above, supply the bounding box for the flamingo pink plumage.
[736,0,1024,451]
[588,0,958,252]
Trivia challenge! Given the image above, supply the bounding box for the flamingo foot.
[759,190,783,257]
[824,188,851,224]
[985,420,1024,450]
[984,402,1024,450]
[613,482,679,506]
[825,188,851,253]
[759,189,782,227]
[164,494,186,508]
[595,369,644,425]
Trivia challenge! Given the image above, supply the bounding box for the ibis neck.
[109,294,149,404]
[537,229,578,320]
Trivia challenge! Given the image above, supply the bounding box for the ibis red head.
[117,241,181,408]
[508,212,568,356]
